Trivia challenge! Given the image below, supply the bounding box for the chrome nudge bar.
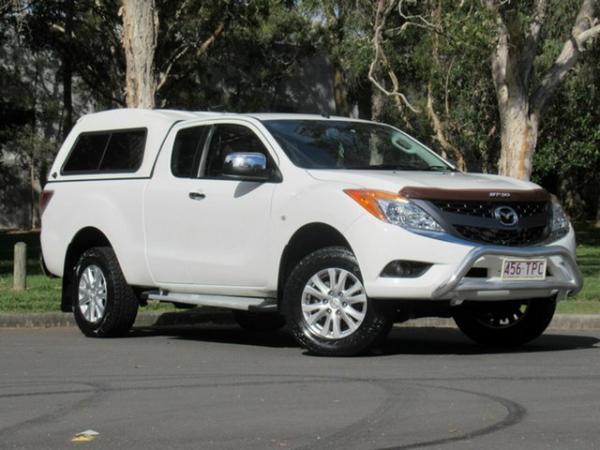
[431,245,583,300]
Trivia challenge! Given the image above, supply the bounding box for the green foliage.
[24,0,125,107]
[366,0,498,170]
[423,3,498,170]
[155,1,317,111]
[0,15,66,227]
[532,9,600,218]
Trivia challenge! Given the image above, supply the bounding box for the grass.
[556,222,600,314]
[0,225,599,314]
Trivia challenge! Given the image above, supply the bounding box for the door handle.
[188,192,206,201]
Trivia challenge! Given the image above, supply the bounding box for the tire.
[233,311,286,332]
[282,246,393,356]
[72,247,139,337]
[452,297,556,346]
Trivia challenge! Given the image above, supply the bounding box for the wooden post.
[13,242,27,291]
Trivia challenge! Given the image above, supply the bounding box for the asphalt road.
[1,323,599,450]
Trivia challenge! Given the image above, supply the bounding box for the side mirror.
[223,152,270,181]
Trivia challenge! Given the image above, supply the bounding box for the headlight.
[344,189,444,233]
[548,198,570,241]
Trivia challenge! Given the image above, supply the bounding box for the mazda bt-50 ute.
[40,109,582,356]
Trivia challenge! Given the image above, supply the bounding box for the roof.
[77,108,207,125]
[76,108,367,128]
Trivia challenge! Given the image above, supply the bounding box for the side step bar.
[143,290,278,312]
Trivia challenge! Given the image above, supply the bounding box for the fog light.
[381,260,431,278]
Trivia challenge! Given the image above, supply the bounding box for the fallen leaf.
[71,429,100,443]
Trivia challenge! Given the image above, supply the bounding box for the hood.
[306,169,541,193]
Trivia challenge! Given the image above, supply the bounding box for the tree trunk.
[426,82,467,170]
[368,76,385,165]
[30,151,36,229]
[371,81,385,123]
[121,0,158,108]
[497,105,539,180]
[30,64,39,230]
[596,189,600,228]
[333,61,350,117]
[61,55,72,138]
[61,0,74,140]
[333,64,350,116]
[486,0,600,181]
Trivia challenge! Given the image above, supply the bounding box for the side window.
[99,129,146,171]
[62,128,146,174]
[171,126,210,178]
[62,133,110,173]
[204,124,271,178]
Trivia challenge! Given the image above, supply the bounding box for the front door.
[144,121,278,289]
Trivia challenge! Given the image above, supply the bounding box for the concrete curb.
[1,310,600,331]
[395,314,600,331]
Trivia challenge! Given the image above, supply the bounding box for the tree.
[532,41,600,220]
[369,0,419,122]
[485,0,600,180]
[302,0,384,117]
[368,0,497,171]
[0,13,61,228]
[120,0,158,108]
[301,0,351,115]
[119,0,237,109]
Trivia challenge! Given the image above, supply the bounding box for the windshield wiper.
[349,164,418,171]
[349,163,456,172]
[426,165,457,172]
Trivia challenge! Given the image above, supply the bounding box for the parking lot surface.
[1,323,599,449]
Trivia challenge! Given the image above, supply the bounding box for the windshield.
[262,119,454,171]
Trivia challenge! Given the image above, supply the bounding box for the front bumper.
[345,215,582,302]
[431,245,582,301]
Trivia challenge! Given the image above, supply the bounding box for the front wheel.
[73,247,139,337]
[453,297,556,346]
[282,246,393,356]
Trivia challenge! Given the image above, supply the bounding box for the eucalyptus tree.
[368,0,600,180]
[484,0,600,180]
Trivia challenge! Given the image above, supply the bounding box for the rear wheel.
[233,311,285,332]
[282,246,393,356]
[73,247,138,337]
[453,297,556,346]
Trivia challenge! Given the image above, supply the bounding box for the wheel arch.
[61,227,113,312]
[277,222,353,302]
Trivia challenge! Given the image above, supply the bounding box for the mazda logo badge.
[494,206,519,226]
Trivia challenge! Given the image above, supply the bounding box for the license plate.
[501,259,547,280]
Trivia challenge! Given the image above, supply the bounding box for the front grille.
[427,200,550,246]
[454,225,548,246]
[431,200,547,219]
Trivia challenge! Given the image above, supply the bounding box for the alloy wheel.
[301,268,367,339]
[78,264,107,323]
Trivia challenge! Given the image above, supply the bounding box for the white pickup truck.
[40,109,582,356]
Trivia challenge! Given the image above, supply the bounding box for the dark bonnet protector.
[399,187,552,246]
[399,187,550,202]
